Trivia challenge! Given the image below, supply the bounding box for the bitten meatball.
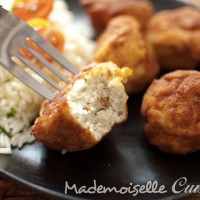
[146,7,200,70]
[141,70,200,155]
[80,0,154,35]
[31,62,131,152]
[94,15,160,93]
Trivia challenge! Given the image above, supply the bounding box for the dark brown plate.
[0,1,199,200]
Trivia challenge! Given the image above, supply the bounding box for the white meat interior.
[67,68,128,140]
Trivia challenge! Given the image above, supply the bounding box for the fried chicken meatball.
[31,62,131,152]
[80,0,154,35]
[146,7,200,70]
[94,15,160,93]
[141,70,200,155]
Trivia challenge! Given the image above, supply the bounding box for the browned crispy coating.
[145,7,200,70]
[141,70,200,155]
[94,15,160,93]
[31,62,129,152]
[80,0,154,35]
[31,79,97,152]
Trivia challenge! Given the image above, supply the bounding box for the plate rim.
[0,167,195,200]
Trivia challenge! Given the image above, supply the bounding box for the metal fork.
[0,7,79,100]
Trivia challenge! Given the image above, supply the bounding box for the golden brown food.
[80,0,154,35]
[146,7,200,70]
[94,15,160,93]
[31,62,131,152]
[141,70,200,155]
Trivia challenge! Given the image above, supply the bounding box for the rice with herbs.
[0,0,94,154]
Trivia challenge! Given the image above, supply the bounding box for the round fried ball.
[31,62,130,152]
[94,15,160,93]
[80,0,154,35]
[141,70,200,155]
[146,7,200,70]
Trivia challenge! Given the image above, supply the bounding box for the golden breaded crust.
[94,15,159,93]
[31,84,97,151]
[146,7,200,70]
[80,0,154,35]
[141,70,200,154]
[32,62,129,152]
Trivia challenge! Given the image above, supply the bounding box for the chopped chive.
[7,107,17,118]
[0,126,12,138]
[4,79,10,83]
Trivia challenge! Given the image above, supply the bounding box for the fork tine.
[21,41,69,82]
[16,52,62,91]
[0,7,78,75]
[0,60,55,100]
[0,7,77,100]
[31,34,79,74]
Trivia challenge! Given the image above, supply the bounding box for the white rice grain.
[0,0,94,154]
[0,134,12,154]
